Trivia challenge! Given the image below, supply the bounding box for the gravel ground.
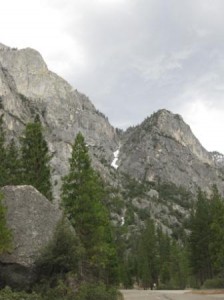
[120,289,224,300]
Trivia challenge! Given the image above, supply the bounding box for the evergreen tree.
[5,139,21,185]
[188,189,213,285]
[0,193,12,254]
[20,116,52,200]
[137,219,158,289]
[209,186,224,275]
[61,132,118,283]
[157,228,171,285]
[169,240,189,289]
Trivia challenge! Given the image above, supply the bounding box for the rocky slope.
[1,43,224,233]
[0,185,62,288]
[119,109,224,195]
[0,43,118,201]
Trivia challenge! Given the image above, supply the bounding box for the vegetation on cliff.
[1,120,224,299]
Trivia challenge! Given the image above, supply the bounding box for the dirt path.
[120,289,224,300]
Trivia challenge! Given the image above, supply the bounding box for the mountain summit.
[0,44,224,200]
[0,45,118,200]
[119,109,224,194]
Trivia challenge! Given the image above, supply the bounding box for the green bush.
[40,279,74,300]
[0,286,41,300]
[35,218,82,282]
[202,278,224,289]
[76,282,118,300]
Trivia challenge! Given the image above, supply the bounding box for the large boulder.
[0,185,62,288]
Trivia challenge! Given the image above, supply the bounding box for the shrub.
[76,282,118,300]
[202,278,224,289]
[0,286,41,300]
[35,218,82,282]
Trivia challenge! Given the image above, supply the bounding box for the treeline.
[119,220,188,290]
[0,115,120,299]
[188,186,224,288]
[0,114,52,199]
[119,185,224,290]
[1,113,224,298]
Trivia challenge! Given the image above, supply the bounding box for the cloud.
[1,0,224,152]
[180,100,224,152]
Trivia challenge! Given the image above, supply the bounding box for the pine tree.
[5,139,22,185]
[209,186,224,275]
[188,189,213,285]
[169,240,189,289]
[0,193,12,254]
[137,219,159,289]
[157,228,171,285]
[61,132,118,282]
[20,115,52,200]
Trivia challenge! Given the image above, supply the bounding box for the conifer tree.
[137,219,158,288]
[61,132,118,282]
[188,189,213,285]
[157,228,171,285]
[5,139,21,185]
[20,115,52,200]
[0,193,12,254]
[209,186,224,275]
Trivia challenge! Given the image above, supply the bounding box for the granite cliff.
[119,109,224,195]
[1,43,224,230]
[0,43,118,201]
[0,185,62,288]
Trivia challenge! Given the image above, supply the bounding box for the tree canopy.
[61,132,119,283]
[20,115,52,200]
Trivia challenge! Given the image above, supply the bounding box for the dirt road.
[121,289,224,300]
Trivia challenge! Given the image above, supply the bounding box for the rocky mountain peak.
[119,108,224,194]
[1,43,224,199]
[0,45,118,202]
[0,46,49,99]
[0,43,10,50]
[140,109,212,164]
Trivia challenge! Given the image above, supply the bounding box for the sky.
[1,0,224,153]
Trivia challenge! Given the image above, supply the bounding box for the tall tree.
[61,132,118,283]
[5,139,21,186]
[209,186,224,275]
[188,189,213,285]
[137,219,159,289]
[169,240,189,289]
[157,228,171,285]
[20,115,52,200]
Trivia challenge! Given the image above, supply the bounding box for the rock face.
[0,45,118,201]
[0,185,62,288]
[1,43,224,236]
[119,110,224,195]
[1,44,224,198]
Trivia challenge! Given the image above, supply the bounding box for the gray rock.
[1,43,224,238]
[0,46,119,203]
[147,189,159,199]
[0,185,62,288]
[119,109,224,195]
[0,185,62,267]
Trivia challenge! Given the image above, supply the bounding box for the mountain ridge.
[0,44,224,201]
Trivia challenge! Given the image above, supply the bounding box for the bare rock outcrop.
[0,185,62,288]
[0,45,119,202]
[119,109,224,194]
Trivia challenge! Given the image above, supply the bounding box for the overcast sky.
[1,0,224,153]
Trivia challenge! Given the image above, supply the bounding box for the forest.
[0,115,224,299]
